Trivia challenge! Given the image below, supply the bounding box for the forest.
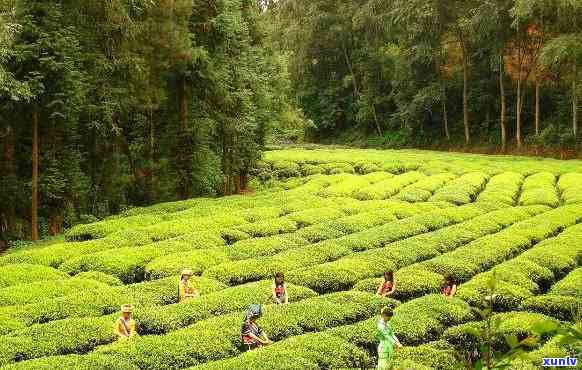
[1,0,582,244]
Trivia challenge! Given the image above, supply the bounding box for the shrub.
[271,160,301,178]
[391,294,473,345]
[443,312,558,352]
[477,172,523,205]
[144,249,230,280]
[361,171,395,183]
[0,281,315,365]
[300,163,322,176]
[354,161,382,174]
[0,276,226,328]
[203,240,352,286]
[519,172,559,207]
[457,216,582,310]
[90,292,391,369]
[355,171,426,200]
[395,172,457,203]
[391,341,459,370]
[429,172,489,205]
[1,353,139,370]
[190,332,371,370]
[226,234,309,260]
[319,162,355,175]
[549,267,582,297]
[73,272,122,286]
[288,206,531,294]
[59,232,226,283]
[234,218,298,238]
[239,206,284,223]
[0,278,109,307]
[283,207,345,227]
[520,295,581,321]
[317,174,372,198]
[558,172,582,204]
[0,264,69,288]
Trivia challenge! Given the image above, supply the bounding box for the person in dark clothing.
[240,304,272,349]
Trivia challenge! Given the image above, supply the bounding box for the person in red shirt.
[377,271,395,297]
[272,271,288,304]
[442,276,457,298]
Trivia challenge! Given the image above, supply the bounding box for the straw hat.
[181,269,194,278]
[121,304,134,313]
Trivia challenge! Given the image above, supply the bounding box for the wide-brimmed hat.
[121,304,134,313]
[181,269,194,277]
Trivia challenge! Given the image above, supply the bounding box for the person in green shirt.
[376,306,402,369]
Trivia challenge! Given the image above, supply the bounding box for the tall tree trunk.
[1,125,15,243]
[461,41,470,145]
[516,75,523,148]
[535,76,540,136]
[371,104,382,136]
[574,65,578,138]
[500,59,507,153]
[31,111,39,241]
[442,85,450,141]
[179,75,188,132]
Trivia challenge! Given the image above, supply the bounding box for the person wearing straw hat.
[179,269,199,302]
[240,304,272,350]
[113,304,137,340]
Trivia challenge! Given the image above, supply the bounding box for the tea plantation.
[0,148,581,369]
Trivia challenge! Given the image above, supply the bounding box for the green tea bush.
[429,172,489,205]
[361,171,395,183]
[145,249,230,280]
[457,218,582,310]
[319,162,355,174]
[226,234,309,260]
[0,264,69,288]
[202,240,352,285]
[234,218,298,238]
[549,267,582,297]
[287,206,531,294]
[64,214,166,241]
[558,172,582,204]
[190,332,371,370]
[418,206,555,282]
[395,172,457,203]
[354,160,382,174]
[59,232,226,283]
[519,172,560,207]
[0,281,315,365]
[135,281,317,335]
[318,174,371,198]
[355,171,426,200]
[239,206,284,222]
[391,341,459,370]
[0,276,225,328]
[443,312,558,352]
[283,207,345,227]
[477,171,523,205]
[1,353,139,370]
[271,160,301,178]
[72,271,122,286]
[0,278,109,306]
[520,295,581,321]
[300,163,323,176]
[90,292,391,370]
[391,294,473,345]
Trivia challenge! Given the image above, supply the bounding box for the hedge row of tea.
[0,149,581,369]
